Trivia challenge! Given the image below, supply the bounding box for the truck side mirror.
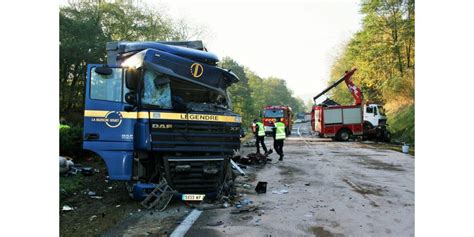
[125,92,136,104]
[125,69,140,90]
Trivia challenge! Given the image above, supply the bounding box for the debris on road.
[231,159,246,176]
[255,181,268,194]
[243,140,256,147]
[60,156,74,174]
[272,189,289,194]
[230,205,259,214]
[82,167,94,176]
[254,219,262,226]
[247,153,269,164]
[240,183,252,189]
[232,152,269,166]
[207,220,224,226]
[61,158,99,177]
[89,215,97,221]
[90,196,103,200]
[62,205,74,211]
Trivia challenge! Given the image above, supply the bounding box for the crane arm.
[343,70,363,105]
[313,68,358,102]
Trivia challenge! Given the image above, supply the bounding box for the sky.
[59,0,363,103]
[154,0,363,103]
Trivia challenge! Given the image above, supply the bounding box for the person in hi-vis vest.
[252,119,269,155]
[272,117,286,161]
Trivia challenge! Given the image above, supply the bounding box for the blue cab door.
[83,64,135,180]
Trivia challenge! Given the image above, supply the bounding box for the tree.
[328,0,415,143]
[60,0,203,123]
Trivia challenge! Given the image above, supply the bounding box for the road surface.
[99,122,414,237]
[185,122,414,236]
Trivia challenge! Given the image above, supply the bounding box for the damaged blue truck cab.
[83,41,241,200]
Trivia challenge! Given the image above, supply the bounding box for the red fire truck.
[262,105,293,136]
[311,69,390,141]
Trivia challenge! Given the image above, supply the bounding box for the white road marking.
[170,209,203,237]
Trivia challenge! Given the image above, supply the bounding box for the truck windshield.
[141,70,229,112]
[264,109,284,118]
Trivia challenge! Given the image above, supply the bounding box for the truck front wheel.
[336,129,352,141]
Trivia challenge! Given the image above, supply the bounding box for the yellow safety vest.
[256,122,265,137]
[275,122,286,140]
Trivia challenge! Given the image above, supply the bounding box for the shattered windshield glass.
[141,70,229,112]
[142,70,172,109]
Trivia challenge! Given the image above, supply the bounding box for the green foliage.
[220,58,306,129]
[60,174,85,195]
[388,104,414,144]
[328,0,415,144]
[220,57,256,127]
[60,125,85,158]
[60,0,202,118]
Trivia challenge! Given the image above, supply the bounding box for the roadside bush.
[388,104,415,145]
[60,124,85,158]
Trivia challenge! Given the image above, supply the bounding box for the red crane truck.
[262,105,293,136]
[311,69,391,142]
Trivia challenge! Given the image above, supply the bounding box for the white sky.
[60,0,363,103]
[154,0,363,103]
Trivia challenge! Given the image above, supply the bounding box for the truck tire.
[336,129,351,142]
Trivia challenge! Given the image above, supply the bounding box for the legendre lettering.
[180,114,218,121]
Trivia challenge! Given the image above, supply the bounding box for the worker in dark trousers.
[272,118,286,161]
[253,119,269,155]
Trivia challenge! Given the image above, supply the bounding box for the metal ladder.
[140,179,176,211]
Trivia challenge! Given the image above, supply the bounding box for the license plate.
[182,194,205,201]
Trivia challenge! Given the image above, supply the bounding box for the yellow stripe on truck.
[84,110,241,123]
[150,112,241,123]
[84,110,108,117]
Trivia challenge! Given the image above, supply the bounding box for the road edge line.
[170,209,203,237]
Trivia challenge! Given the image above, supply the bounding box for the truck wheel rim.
[341,132,349,140]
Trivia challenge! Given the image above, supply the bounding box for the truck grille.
[150,119,239,194]
[150,120,241,153]
[164,156,226,193]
